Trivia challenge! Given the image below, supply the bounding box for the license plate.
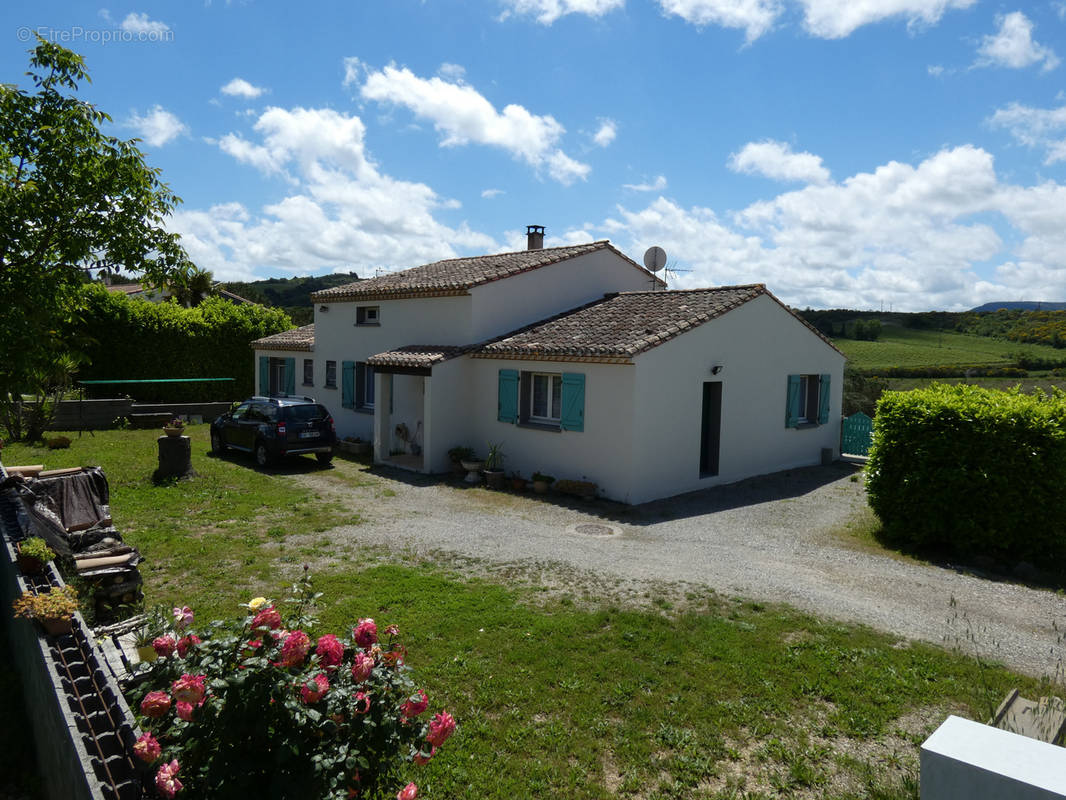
[298,431,320,439]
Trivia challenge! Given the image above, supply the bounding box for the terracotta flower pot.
[163,427,184,437]
[484,469,505,490]
[39,617,73,637]
[16,552,46,576]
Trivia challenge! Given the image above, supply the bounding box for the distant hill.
[220,272,361,324]
[970,301,1066,312]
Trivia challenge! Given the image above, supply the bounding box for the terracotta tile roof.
[310,241,663,302]
[366,345,470,369]
[251,324,315,352]
[106,283,145,295]
[473,285,843,362]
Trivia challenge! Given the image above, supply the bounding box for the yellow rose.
[248,596,268,611]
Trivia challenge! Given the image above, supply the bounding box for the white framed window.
[356,306,380,325]
[357,362,375,409]
[786,374,830,428]
[529,373,562,422]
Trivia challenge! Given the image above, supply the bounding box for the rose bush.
[126,574,455,799]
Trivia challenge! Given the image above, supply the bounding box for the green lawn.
[834,325,1063,370]
[2,428,1043,799]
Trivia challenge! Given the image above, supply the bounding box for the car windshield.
[284,404,327,423]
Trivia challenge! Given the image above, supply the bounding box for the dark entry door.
[700,382,722,477]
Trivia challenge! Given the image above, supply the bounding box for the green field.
[833,325,1066,370]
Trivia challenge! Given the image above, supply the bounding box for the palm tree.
[170,267,215,307]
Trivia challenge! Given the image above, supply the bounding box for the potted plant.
[12,584,79,636]
[510,472,528,491]
[16,537,55,576]
[532,472,555,494]
[447,446,475,478]
[483,442,506,490]
[459,452,484,484]
[132,605,170,663]
[163,418,186,437]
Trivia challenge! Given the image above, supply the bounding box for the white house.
[252,228,844,504]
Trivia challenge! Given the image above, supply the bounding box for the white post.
[921,715,1066,799]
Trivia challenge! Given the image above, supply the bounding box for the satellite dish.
[643,246,667,273]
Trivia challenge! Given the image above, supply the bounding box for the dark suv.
[210,396,336,466]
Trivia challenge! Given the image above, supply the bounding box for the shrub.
[866,384,1066,567]
[126,575,454,799]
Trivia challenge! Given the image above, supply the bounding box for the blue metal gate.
[841,412,873,456]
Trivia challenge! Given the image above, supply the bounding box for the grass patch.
[1,428,1041,797]
[834,326,1062,370]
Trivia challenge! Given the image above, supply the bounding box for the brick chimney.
[526,225,545,250]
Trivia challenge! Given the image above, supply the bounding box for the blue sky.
[4,0,1066,310]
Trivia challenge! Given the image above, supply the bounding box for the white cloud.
[358,63,590,184]
[976,12,1060,72]
[728,140,831,184]
[500,0,625,24]
[605,145,1066,310]
[342,57,364,88]
[120,12,170,35]
[796,0,974,39]
[989,101,1066,164]
[125,105,188,147]
[221,78,267,99]
[623,175,668,191]
[438,62,466,81]
[176,105,496,280]
[481,188,505,198]
[657,0,782,42]
[927,64,944,77]
[592,119,617,147]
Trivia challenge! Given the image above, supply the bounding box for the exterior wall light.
[711,365,724,375]
[319,305,329,313]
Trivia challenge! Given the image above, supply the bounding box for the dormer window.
[356,306,380,326]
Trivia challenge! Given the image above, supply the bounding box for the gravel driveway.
[317,461,1066,678]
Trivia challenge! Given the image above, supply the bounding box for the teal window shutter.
[498,369,518,423]
[284,358,296,396]
[258,356,269,395]
[560,373,585,432]
[817,374,831,425]
[341,361,355,409]
[785,374,801,428]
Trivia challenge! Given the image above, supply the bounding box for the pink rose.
[171,674,206,705]
[278,630,311,667]
[176,635,201,658]
[353,618,377,648]
[426,711,456,747]
[132,732,161,763]
[172,606,194,631]
[385,624,400,637]
[140,691,171,718]
[396,782,418,800]
[412,745,436,766]
[155,760,183,799]
[251,605,282,630]
[352,691,371,715]
[401,689,428,719]
[152,636,176,658]
[176,701,194,722]
[350,652,374,683]
[300,673,330,704]
[316,634,344,668]
[383,646,406,668]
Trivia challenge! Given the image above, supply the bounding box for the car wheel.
[210,430,226,454]
[316,451,334,465]
[254,441,273,467]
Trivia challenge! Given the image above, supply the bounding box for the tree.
[0,39,192,437]
[169,265,216,307]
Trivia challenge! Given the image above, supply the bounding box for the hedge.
[860,365,1029,379]
[866,383,1066,569]
[72,285,292,403]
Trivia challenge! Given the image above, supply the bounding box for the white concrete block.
[921,715,1066,799]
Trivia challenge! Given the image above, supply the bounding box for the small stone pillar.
[154,435,194,482]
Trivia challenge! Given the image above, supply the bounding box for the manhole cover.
[568,522,620,537]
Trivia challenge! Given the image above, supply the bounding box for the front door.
[700,382,722,478]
